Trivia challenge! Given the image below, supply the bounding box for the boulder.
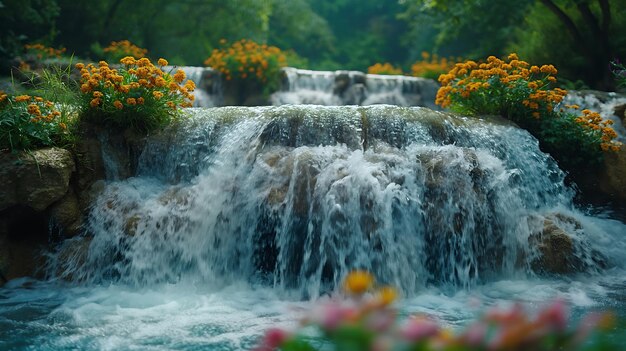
[598,147,626,203]
[0,147,75,212]
[529,213,606,274]
[48,190,82,237]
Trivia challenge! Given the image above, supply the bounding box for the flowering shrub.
[76,57,195,132]
[367,63,403,75]
[204,39,287,93]
[102,40,148,62]
[0,92,70,152]
[411,52,460,80]
[435,53,621,170]
[255,271,618,351]
[24,43,66,61]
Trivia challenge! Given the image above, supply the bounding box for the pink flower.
[401,316,439,342]
[461,323,488,346]
[254,328,289,351]
[535,300,568,332]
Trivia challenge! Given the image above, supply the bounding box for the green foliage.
[0,0,60,73]
[401,0,626,90]
[0,91,70,152]
[76,58,194,133]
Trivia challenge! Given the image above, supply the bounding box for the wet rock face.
[0,148,74,212]
[528,213,606,275]
[599,147,626,204]
[0,148,80,283]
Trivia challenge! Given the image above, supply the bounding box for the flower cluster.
[367,63,403,75]
[255,271,618,351]
[0,91,69,151]
[102,40,148,61]
[573,109,621,152]
[24,43,66,60]
[204,39,287,88]
[411,52,461,80]
[435,53,620,170]
[435,53,565,116]
[76,57,194,131]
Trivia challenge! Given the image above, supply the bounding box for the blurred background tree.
[1,0,625,90]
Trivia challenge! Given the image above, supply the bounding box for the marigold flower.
[14,95,31,102]
[157,58,168,66]
[153,91,164,100]
[90,98,101,107]
[114,100,123,109]
[343,270,374,295]
[126,97,137,105]
[173,69,186,83]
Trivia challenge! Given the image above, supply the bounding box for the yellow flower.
[59,122,67,130]
[90,98,101,107]
[126,97,137,105]
[343,270,374,295]
[157,58,168,66]
[137,97,145,105]
[114,100,123,109]
[153,91,164,100]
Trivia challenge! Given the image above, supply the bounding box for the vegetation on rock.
[435,53,621,172]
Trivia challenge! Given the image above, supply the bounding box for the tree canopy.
[1,0,625,89]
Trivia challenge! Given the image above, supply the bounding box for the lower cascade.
[53,105,625,298]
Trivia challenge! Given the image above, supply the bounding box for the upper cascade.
[52,106,626,298]
[271,68,440,108]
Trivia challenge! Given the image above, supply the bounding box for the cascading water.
[271,68,440,108]
[2,106,626,350]
[54,106,625,294]
[166,66,223,107]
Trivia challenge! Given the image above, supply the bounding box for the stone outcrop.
[0,148,74,212]
[0,148,81,283]
[528,213,606,275]
[597,147,626,204]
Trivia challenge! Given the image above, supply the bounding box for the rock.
[48,191,82,237]
[598,147,626,203]
[0,147,75,212]
[53,236,92,281]
[0,206,49,284]
[124,215,142,236]
[529,213,606,274]
[614,104,626,123]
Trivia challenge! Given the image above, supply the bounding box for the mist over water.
[2,106,626,350]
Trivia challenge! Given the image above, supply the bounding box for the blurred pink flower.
[401,316,440,342]
[254,328,289,351]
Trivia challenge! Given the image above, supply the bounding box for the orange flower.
[343,271,374,295]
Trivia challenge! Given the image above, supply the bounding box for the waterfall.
[271,68,440,108]
[57,106,624,298]
[165,66,223,107]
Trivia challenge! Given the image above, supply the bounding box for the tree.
[0,0,60,73]
[401,0,625,89]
